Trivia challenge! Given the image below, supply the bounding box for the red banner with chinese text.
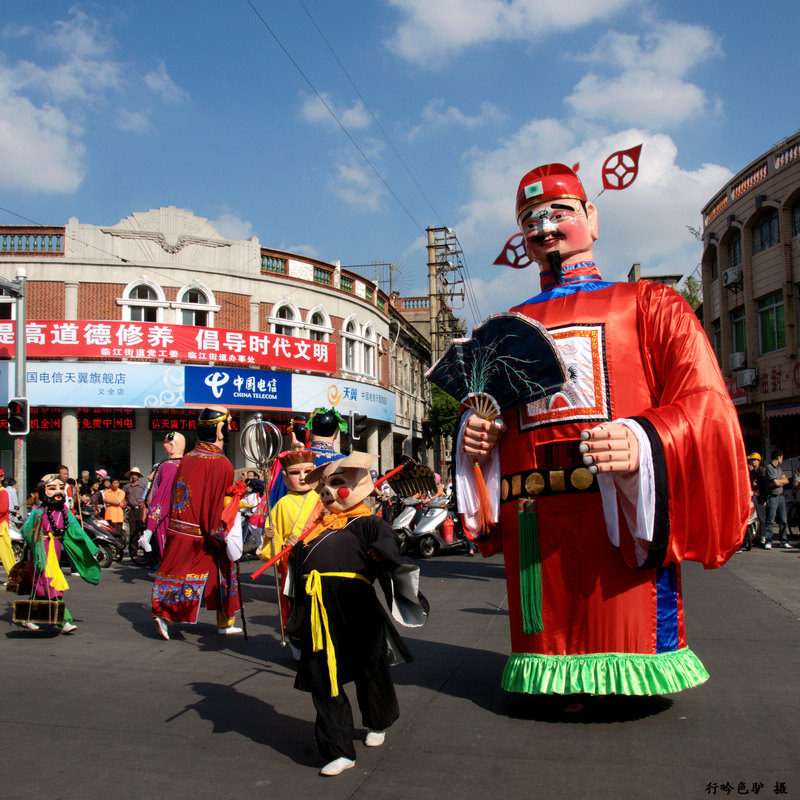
[0,320,335,374]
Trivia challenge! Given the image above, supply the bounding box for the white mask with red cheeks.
[317,467,374,513]
[284,462,316,494]
[307,452,377,514]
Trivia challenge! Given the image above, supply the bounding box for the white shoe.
[365,731,385,747]
[21,621,39,631]
[764,543,772,549]
[155,617,170,640]
[217,626,243,635]
[320,757,355,776]
[61,622,77,634]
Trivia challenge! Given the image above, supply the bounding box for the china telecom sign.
[184,366,291,410]
[0,320,335,374]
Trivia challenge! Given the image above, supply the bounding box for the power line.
[245,0,425,233]
[295,0,447,230]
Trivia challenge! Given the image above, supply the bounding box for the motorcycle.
[410,497,472,558]
[391,497,424,555]
[80,516,124,567]
[742,500,760,551]
[9,518,25,562]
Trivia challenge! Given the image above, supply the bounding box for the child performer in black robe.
[284,452,428,776]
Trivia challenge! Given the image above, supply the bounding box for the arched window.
[363,323,376,378]
[307,307,332,342]
[728,231,742,268]
[753,209,779,255]
[268,301,300,337]
[0,289,14,321]
[175,283,218,327]
[342,318,359,373]
[119,278,168,322]
[791,199,800,237]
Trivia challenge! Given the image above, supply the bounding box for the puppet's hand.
[285,534,300,548]
[462,415,505,457]
[367,546,386,562]
[579,423,639,473]
[262,525,275,540]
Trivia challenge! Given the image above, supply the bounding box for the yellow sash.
[44,532,69,592]
[304,570,370,697]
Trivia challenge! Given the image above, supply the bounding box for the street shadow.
[394,636,673,724]
[414,555,507,582]
[502,692,674,723]
[174,680,318,767]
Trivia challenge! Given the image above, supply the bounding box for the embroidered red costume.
[152,441,240,624]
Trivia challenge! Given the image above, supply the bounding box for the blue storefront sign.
[184,366,291,410]
[21,362,185,408]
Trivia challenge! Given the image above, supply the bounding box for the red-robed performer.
[151,406,243,639]
[458,163,749,699]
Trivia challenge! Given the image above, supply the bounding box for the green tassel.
[518,499,542,634]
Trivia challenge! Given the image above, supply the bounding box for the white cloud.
[115,109,151,133]
[0,10,186,193]
[209,212,255,241]
[300,92,372,130]
[408,98,506,141]
[567,71,708,128]
[566,23,723,127]
[330,159,385,211]
[144,59,188,104]
[454,126,733,326]
[40,8,113,60]
[385,0,634,66]
[577,23,722,75]
[0,93,85,192]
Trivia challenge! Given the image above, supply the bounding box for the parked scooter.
[391,497,423,555]
[80,516,124,567]
[410,497,472,558]
[9,518,25,562]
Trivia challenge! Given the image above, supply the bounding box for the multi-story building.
[0,206,432,492]
[700,130,800,456]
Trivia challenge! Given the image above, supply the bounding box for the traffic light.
[7,398,29,436]
[349,412,368,441]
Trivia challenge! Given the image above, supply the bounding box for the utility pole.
[0,266,27,515]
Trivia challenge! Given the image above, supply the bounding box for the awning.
[766,402,800,418]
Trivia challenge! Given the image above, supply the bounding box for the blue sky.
[1,0,798,329]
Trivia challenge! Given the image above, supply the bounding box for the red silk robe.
[482,267,749,695]
[152,441,240,624]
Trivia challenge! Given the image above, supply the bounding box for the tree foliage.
[426,384,461,438]
[679,274,702,310]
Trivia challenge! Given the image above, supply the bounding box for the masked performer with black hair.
[283,452,428,776]
[151,406,243,639]
[17,474,101,633]
[268,408,347,506]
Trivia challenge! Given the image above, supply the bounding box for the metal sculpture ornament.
[426,312,567,421]
[240,413,283,470]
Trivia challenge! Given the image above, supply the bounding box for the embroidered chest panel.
[518,323,611,431]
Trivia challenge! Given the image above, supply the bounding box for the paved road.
[2,545,799,800]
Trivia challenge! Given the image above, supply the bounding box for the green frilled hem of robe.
[501,648,709,696]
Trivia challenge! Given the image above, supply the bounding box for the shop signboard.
[21,362,185,408]
[0,320,335,374]
[184,366,291,410]
[292,374,395,423]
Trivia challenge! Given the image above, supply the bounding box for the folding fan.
[426,312,567,532]
[426,311,567,420]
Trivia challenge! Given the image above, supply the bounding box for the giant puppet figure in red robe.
[459,163,750,697]
[151,406,242,639]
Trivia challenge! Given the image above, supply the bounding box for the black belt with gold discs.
[500,464,598,503]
